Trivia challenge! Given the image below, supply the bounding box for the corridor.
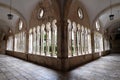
[0,54,120,80]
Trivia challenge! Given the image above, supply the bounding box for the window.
[7,36,13,51]
[38,8,44,19]
[28,19,57,57]
[19,20,23,30]
[14,32,26,53]
[94,32,103,52]
[78,8,83,19]
[96,21,100,31]
[104,38,110,51]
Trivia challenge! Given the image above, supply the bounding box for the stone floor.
[0,54,120,80]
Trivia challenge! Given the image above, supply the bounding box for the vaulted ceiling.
[0,0,40,33]
[80,0,120,36]
[0,0,120,37]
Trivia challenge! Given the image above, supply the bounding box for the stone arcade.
[0,0,120,80]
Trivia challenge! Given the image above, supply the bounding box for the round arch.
[64,0,90,28]
[0,3,27,33]
[93,3,120,29]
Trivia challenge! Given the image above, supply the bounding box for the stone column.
[67,19,72,57]
[91,29,95,59]
[32,29,34,54]
[79,26,82,55]
[41,24,45,55]
[13,34,15,56]
[77,24,81,55]
[103,37,105,52]
[35,27,37,55]
[81,26,84,55]
[86,28,89,54]
[51,19,57,56]
[83,27,86,55]
[33,28,36,54]
[72,22,77,56]
[36,26,40,55]
[46,22,51,56]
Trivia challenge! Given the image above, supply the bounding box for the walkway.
[0,54,120,80]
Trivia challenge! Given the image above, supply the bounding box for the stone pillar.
[13,35,15,56]
[60,19,69,71]
[33,28,36,54]
[103,37,105,51]
[25,31,28,54]
[72,22,77,56]
[46,22,51,56]
[67,19,72,56]
[79,27,82,55]
[41,24,45,55]
[83,27,86,55]
[36,26,40,55]
[86,28,88,54]
[77,24,81,55]
[91,29,95,59]
[32,29,34,54]
[81,26,84,55]
[51,19,57,56]
[35,28,38,54]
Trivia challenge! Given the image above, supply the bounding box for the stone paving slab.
[0,54,120,80]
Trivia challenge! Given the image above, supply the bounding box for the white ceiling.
[0,0,120,34]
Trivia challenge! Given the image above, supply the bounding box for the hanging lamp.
[109,0,114,20]
[7,0,13,20]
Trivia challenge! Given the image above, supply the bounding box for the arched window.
[38,8,44,19]
[19,20,23,30]
[104,38,110,51]
[96,20,100,31]
[13,19,26,53]
[14,32,26,53]
[94,32,103,52]
[78,8,83,19]
[7,36,13,51]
